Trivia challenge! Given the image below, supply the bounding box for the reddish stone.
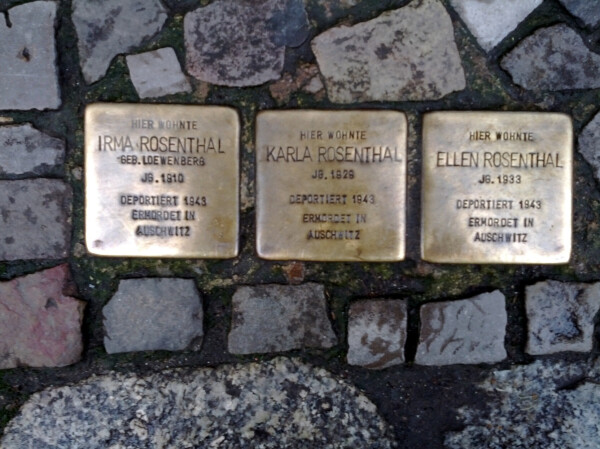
[282,262,305,284]
[0,264,84,369]
[269,63,323,104]
[347,300,407,369]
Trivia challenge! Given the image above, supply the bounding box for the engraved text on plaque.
[85,103,239,258]
[256,110,406,261]
[422,112,572,264]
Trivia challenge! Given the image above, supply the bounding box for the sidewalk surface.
[2,1,600,448]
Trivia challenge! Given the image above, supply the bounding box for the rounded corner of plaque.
[256,245,281,261]
[84,245,101,257]
[420,251,452,264]
[554,112,573,125]
[255,248,270,260]
[221,105,241,122]
[84,102,101,118]
[419,242,430,261]
[227,247,240,259]
[388,109,408,120]
[84,235,111,257]
[390,247,406,262]
[556,249,572,265]
[420,251,433,263]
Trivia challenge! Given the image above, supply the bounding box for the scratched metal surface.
[256,110,406,261]
[85,103,239,258]
[422,111,572,264]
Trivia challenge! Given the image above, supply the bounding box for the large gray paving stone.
[526,280,600,355]
[228,283,337,354]
[449,0,543,51]
[103,278,203,354]
[559,0,600,27]
[305,0,361,18]
[0,124,64,177]
[184,0,308,87]
[1,357,395,449]
[72,0,168,84]
[578,111,600,182]
[501,24,600,90]
[0,1,61,110]
[126,47,191,99]
[0,264,84,369]
[415,291,507,366]
[311,0,465,103]
[347,300,407,369]
[0,179,72,260]
[445,359,600,449]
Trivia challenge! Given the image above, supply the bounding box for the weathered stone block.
[578,111,600,183]
[0,264,84,369]
[1,358,395,448]
[445,359,600,449]
[449,0,543,51]
[185,0,308,87]
[526,280,600,355]
[0,179,72,260]
[416,291,507,366]
[558,0,600,27]
[347,300,407,369]
[126,48,191,99]
[501,24,600,90]
[73,0,167,83]
[103,278,203,354]
[228,284,337,354]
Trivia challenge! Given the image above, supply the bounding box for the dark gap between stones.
[2,11,11,28]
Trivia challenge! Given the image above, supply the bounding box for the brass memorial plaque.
[422,112,572,264]
[256,110,406,261]
[85,103,239,257]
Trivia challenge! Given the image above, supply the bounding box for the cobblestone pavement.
[2,1,600,448]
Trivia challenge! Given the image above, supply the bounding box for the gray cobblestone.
[312,0,465,102]
[0,1,60,110]
[0,179,71,260]
[103,278,203,354]
[416,291,507,366]
[0,124,64,177]
[228,284,337,354]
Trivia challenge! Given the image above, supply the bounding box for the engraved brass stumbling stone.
[256,110,407,261]
[422,111,572,264]
[85,104,239,257]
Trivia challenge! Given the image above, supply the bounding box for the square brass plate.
[422,111,572,264]
[85,103,239,258]
[256,110,406,261]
